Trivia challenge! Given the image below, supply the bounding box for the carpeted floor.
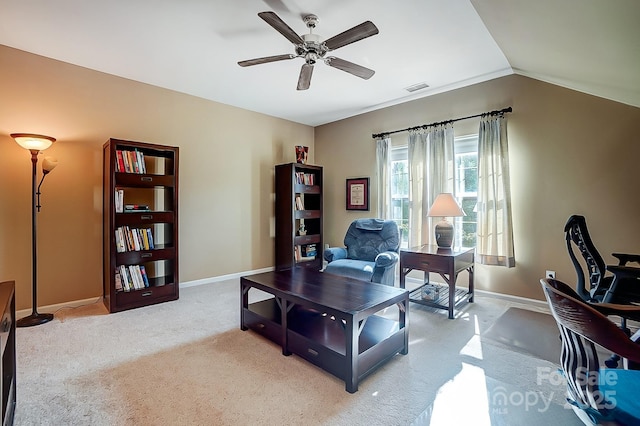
[14,279,585,425]
[482,307,561,364]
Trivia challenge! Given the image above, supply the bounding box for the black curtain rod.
[371,106,512,139]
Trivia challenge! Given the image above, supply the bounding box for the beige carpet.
[482,307,561,364]
[14,279,584,425]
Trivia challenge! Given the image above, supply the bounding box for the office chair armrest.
[606,264,640,280]
[589,301,640,322]
[612,252,640,266]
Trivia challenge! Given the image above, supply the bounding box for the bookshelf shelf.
[275,163,323,271]
[103,138,179,313]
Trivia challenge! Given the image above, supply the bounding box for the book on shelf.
[116,226,154,252]
[124,204,150,212]
[139,265,150,288]
[115,269,123,292]
[119,265,132,291]
[302,244,317,257]
[114,189,124,213]
[295,196,305,210]
[295,245,315,262]
[115,149,147,174]
[117,264,150,292]
[295,172,315,186]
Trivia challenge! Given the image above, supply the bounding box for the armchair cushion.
[324,259,376,283]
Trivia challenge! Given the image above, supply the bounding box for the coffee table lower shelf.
[242,297,406,393]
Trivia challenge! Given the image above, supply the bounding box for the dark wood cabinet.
[0,281,15,426]
[103,139,179,313]
[275,163,323,271]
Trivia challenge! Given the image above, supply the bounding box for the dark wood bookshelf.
[0,281,16,426]
[275,162,323,271]
[103,138,179,313]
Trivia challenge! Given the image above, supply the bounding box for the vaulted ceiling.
[1,0,638,126]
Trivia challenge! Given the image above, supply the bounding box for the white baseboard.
[179,266,275,288]
[20,267,547,319]
[18,266,276,319]
[403,276,548,309]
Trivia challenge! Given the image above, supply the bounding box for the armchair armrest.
[612,253,640,266]
[374,251,399,269]
[324,247,348,263]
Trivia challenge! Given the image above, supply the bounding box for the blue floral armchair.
[323,218,400,286]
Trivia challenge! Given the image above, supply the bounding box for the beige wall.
[315,74,640,300]
[2,44,638,310]
[0,45,313,310]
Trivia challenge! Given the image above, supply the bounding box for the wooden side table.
[400,245,474,319]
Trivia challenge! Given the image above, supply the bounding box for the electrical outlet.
[546,270,556,279]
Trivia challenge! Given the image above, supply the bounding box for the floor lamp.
[11,133,58,327]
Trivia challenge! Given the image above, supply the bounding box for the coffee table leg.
[240,280,249,331]
[400,298,408,355]
[345,315,358,393]
[279,298,291,356]
[468,265,475,303]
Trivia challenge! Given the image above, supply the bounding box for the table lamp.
[427,193,465,248]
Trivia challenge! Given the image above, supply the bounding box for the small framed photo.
[346,177,370,211]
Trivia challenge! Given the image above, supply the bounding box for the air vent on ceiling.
[405,82,429,93]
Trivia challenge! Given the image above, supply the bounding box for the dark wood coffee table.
[240,268,409,393]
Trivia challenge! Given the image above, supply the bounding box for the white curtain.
[407,123,455,247]
[375,136,391,219]
[477,114,515,267]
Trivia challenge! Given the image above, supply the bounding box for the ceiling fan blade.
[238,54,294,67]
[297,63,313,90]
[325,57,375,79]
[258,11,304,45]
[324,21,379,51]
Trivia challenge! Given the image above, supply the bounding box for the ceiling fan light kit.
[238,11,379,90]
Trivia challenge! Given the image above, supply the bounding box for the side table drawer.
[401,252,450,272]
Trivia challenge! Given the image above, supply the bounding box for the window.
[454,135,478,247]
[389,135,478,248]
[390,147,409,247]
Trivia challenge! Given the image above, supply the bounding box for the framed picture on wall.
[346,177,370,211]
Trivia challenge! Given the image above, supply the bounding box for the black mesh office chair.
[564,215,640,306]
[564,215,640,366]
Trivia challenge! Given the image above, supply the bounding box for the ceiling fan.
[238,11,379,90]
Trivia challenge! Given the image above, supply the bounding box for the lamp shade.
[42,157,58,173]
[427,193,465,217]
[10,133,56,151]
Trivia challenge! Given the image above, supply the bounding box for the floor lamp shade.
[427,193,465,248]
[11,133,57,327]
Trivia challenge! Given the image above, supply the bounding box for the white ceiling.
[1,0,638,126]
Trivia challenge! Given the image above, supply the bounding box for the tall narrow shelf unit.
[0,281,15,426]
[275,162,323,271]
[103,138,179,313]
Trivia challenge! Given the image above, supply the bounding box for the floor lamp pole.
[17,150,54,327]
